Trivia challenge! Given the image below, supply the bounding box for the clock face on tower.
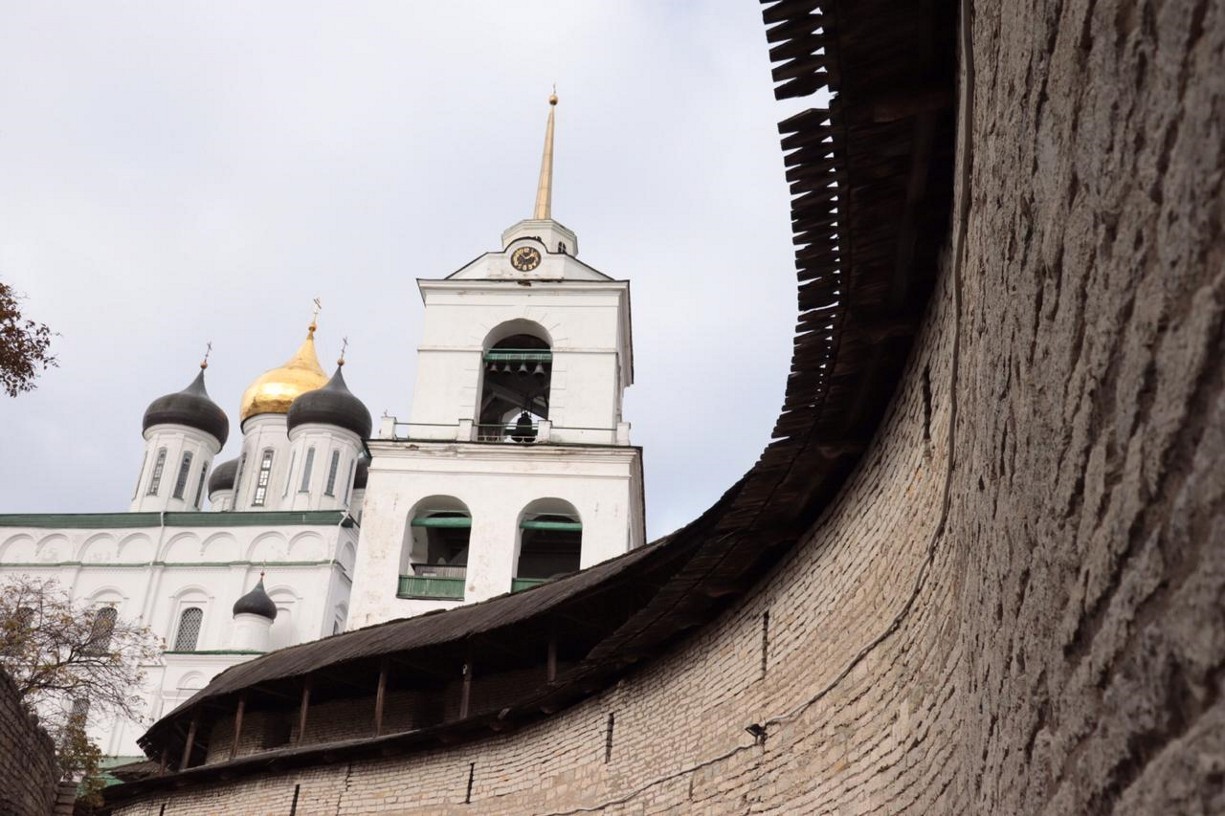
[510,246,542,272]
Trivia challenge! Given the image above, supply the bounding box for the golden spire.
[200,341,213,370]
[532,88,559,220]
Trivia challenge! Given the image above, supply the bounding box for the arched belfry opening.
[514,498,581,592]
[478,323,552,442]
[399,496,471,601]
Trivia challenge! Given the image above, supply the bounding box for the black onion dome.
[143,369,230,446]
[286,366,372,438]
[232,577,277,620]
[353,456,370,490]
[207,457,238,494]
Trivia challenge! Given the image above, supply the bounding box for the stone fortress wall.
[0,668,61,816]
[110,0,1225,812]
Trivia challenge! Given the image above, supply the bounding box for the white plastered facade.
[348,217,645,628]
[0,517,359,756]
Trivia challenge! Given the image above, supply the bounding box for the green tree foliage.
[0,577,159,807]
[0,280,57,397]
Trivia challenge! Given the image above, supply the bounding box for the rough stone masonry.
[0,668,61,816]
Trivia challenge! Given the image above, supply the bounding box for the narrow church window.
[324,451,340,496]
[194,463,207,509]
[283,451,297,498]
[174,607,203,651]
[87,607,117,653]
[172,452,193,500]
[252,449,274,507]
[147,448,167,496]
[70,697,89,723]
[342,460,356,504]
[299,448,316,493]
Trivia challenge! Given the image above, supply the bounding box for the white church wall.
[119,532,156,563]
[548,351,623,432]
[0,514,360,756]
[348,442,642,629]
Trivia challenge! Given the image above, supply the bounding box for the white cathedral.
[0,95,645,758]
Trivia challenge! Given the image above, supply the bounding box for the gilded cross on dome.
[310,297,323,336]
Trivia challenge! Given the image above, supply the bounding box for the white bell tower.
[349,93,645,628]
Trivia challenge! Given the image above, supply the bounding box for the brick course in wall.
[0,668,61,816]
[109,0,1224,812]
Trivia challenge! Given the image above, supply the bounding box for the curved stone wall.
[0,668,60,816]
[954,0,1224,811]
[109,0,1224,812]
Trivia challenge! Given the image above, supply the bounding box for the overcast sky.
[0,2,821,539]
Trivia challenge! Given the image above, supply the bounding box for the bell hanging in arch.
[511,411,537,444]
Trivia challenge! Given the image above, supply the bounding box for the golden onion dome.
[239,325,328,422]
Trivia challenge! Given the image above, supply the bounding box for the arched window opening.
[299,447,316,493]
[514,500,581,592]
[172,452,194,500]
[3,607,34,655]
[194,462,208,509]
[324,450,341,496]
[173,607,204,651]
[252,449,274,507]
[399,497,470,601]
[477,331,551,443]
[342,459,356,505]
[147,448,168,496]
[86,606,118,653]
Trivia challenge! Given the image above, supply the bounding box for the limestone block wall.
[0,668,60,816]
[110,0,1224,812]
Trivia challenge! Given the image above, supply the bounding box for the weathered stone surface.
[956,0,1224,811]
[0,668,61,816]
